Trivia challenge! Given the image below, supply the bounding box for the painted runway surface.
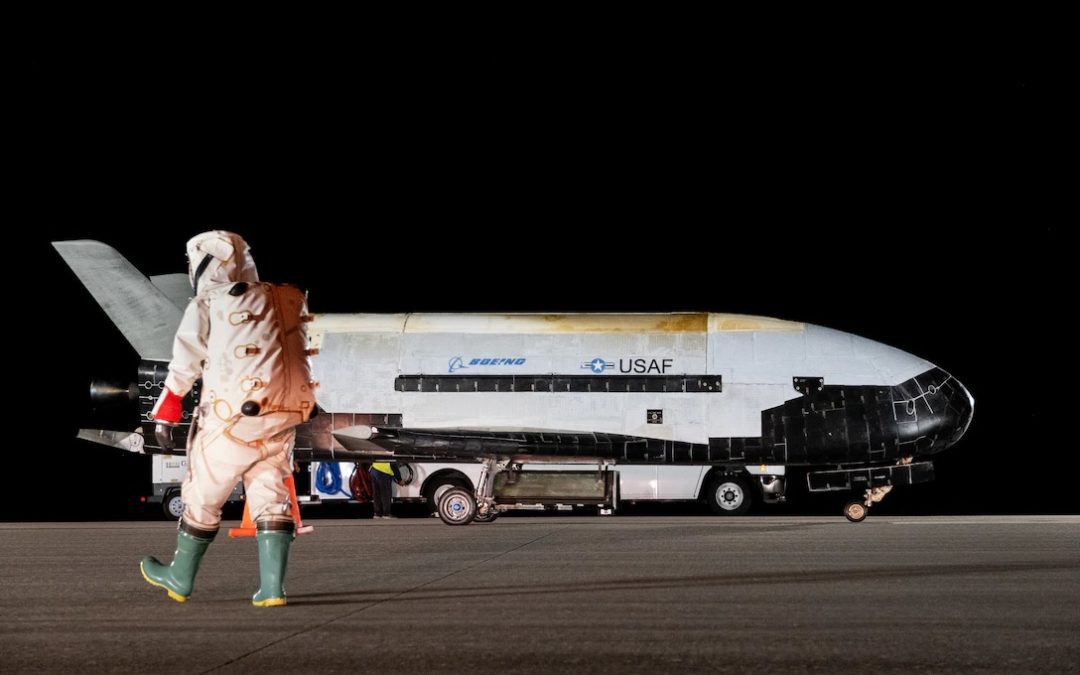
[1,516,1077,673]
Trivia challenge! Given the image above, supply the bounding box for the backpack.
[201,281,316,442]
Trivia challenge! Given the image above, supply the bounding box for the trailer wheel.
[844,500,868,522]
[437,488,476,526]
[706,475,752,515]
[162,490,184,520]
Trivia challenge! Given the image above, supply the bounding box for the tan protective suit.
[156,231,316,531]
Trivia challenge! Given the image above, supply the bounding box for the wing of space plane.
[330,425,665,461]
[55,239,974,525]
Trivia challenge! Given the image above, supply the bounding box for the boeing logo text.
[449,357,527,373]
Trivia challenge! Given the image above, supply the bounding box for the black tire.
[844,500,868,522]
[473,510,499,523]
[705,474,752,515]
[437,487,476,526]
[162,490,184,520]
[423,475,471,514]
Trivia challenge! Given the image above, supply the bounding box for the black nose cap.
[927,373,974,449]
[241,400,261,416]
[895,368,975,455]
[948,377,975,445]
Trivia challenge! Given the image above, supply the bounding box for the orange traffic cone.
[229,475,313,538]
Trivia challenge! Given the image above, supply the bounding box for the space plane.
[56,240,974,524]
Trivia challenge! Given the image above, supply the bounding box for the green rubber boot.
[140,522,216,603]
[252,521,294,607]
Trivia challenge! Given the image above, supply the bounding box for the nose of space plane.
[941,374,975,447]
[894,368,974,456]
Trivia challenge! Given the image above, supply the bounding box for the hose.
[315,461,352,498]
[350,463,373,501]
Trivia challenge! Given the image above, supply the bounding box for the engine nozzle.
[89,379,140,409]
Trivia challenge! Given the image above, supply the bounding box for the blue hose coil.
[315,461,353,498]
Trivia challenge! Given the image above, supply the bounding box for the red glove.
[151,387,183,451]
[151,387,183,423]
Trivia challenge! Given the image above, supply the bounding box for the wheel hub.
[716,482,743,510]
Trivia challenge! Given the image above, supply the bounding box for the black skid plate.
[806,462,935,493]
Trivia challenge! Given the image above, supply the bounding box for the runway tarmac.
[1,515,1077,673]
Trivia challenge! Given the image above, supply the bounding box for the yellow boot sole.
[140,560,188,603]
[252,597,287,607]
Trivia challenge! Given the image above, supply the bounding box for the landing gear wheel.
[162,490,184,520]
[706,475,752,515]
[844,500,868,523]
[424,477,470,515]
[438,487,477,526]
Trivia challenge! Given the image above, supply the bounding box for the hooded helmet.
[185,231,259,294]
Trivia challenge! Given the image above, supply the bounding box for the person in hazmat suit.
[141,231,317,607]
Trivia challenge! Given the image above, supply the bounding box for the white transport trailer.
[306,460,787,515]
[149,457,781,519]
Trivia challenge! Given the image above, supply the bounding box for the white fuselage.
[308,312,933,444]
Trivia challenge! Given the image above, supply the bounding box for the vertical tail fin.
[53,240,183,361]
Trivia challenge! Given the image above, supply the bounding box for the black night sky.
[16,42,1071,519]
